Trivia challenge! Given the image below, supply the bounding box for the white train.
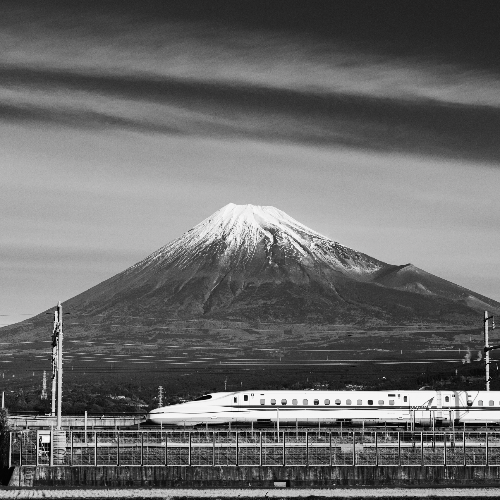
[147,389,500,427]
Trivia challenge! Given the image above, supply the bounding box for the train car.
[147,389,500,427]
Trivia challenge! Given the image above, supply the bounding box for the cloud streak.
[2,65,500,162]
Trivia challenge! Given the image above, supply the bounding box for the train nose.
[145,408,163,424]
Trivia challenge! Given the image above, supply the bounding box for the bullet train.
[147,390,500,427]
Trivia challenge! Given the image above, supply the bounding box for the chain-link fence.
[9,430,499,467]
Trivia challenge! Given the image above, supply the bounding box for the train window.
[388,394,395,397]
[490,400,494,406]
[271,399,276,405]
[325,399,330,405]
[378,400,384,405]
[403,396,408,402]
[234,397,237,403]
[244,395,249,402]
[389,400,395,406]
[335,399,341,405]
[357,399,362,405]
[478,400,483,406]
[292,399,298,405]
[260,399,265,405]
[445,396,449,403]
[194,395,213,401]
[281,399,287,405]
[346,399,352,405]
[303,399,308,405]
[314,399,319,406]
[368,400,373,405]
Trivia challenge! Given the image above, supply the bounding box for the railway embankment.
[7,428,500,488]
[7,464,500,488]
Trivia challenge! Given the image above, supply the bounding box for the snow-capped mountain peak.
[137,203,384,276]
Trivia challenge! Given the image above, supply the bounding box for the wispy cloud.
[2,1,500,162]
[2,65,500,162]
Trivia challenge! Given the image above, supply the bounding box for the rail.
[9,430,500,467]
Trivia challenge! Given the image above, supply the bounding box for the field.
[0,320,495,413]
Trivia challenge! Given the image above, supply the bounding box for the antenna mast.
[158,386,164,408]
[41,370,47,400]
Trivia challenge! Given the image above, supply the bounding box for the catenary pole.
[485,310,490,391]
[51,307,58,416]
[56,301,63,429]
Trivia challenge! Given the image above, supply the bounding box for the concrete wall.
[9,465,500,488]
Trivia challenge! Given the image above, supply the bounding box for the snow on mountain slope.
[131,203,385,277]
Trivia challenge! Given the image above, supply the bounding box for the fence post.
[352,431,356,466]
[463,431,466,467]
[421,432,424,466]
[398,432,401,466]
[329,432,332,467]
[213,432,216,467]
[94,431,97,466]
[306,431,309,466]
[188,432,191,466]
[443,432,446,467]
[36,431,39,466]
[70,432,73,466]
[259,431,262,467]
[282,431,285,467]
[48,431,51,467]
[141,432,144,466]
[165,432,168,467]
[117,432,120,466]
[486,432,489,466]
[236,431,239,467]
[8,432,12,468]
[375,432,378,466]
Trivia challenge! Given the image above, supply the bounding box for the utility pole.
[51,308,58,416]
[158,386,164,408]
[57,302,63,429]
[50,302,63,428]
[484,310,496,391]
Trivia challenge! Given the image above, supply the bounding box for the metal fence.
[10,430,500,467]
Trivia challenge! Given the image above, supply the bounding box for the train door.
[435,391,443,423]
[399,393,413,423]
[410,392,434,425]
[453,391,465,421]
[453,391,474,422]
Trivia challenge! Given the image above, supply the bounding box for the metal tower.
[158,386,164,408]
[41,370,48,400]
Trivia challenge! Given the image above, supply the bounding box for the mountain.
[47,203,498,326]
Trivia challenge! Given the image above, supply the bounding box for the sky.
[1,0,500,326]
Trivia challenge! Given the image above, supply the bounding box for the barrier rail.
[10,430,500,467]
